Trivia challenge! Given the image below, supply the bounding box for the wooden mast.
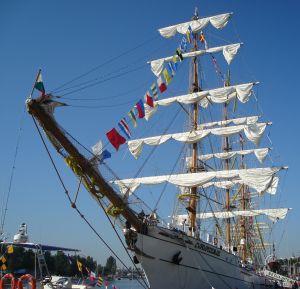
[240,138,247,262]
[26,98,143,232]
[224,70,231,250]
[188,12,200,237]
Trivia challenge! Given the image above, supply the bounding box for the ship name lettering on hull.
[194,242,221,256]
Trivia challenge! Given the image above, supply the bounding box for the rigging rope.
[58,64,146,97]
[51,35,159,94]
[0,106,26,235]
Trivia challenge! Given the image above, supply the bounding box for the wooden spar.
[224,69,231,249]
[188,16,200,237]
[240,138,247,262]
[26,98,143,232]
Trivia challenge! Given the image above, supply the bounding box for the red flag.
[106,128,126,151]
[157,76,167,93]
[145,91,154,107]
[136,99,145,118]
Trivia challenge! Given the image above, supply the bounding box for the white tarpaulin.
[149,43,241,76]
[128,122,269,159]
[112,167,282,196]
[175,208,291,224]
[158,13,232,38]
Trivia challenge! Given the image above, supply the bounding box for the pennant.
[199,31,205,43]
[200,31,208,50]
[168,62,177,76]
[172,54,177,63]
[76,260,83,272]
[1,256,6,263]
[150,83,158,100]
[89,273,96,282]
[186,25,193,43]
[157,75,167,93]
[1,264,6,271]
[34,72,46,96]
[127,108,137,128]
[92,140,103,156]
[136,99,145,118]
[97,276,104,287]
[118,118,131,139]
[180,36,188,52]
[99,149,111,163]
[144,91,154,107]
[176,48,183,61]
[7,245,13,254]
[163,67,172,85]
[106,128,126,151]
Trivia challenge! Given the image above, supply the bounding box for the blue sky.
[0,0,299,267]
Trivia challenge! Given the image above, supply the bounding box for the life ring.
[17,274,36,289]
[0,273,17,289]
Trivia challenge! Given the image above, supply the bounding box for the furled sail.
[175,208,291,224]
[144,82,257,120]
[149,43,241,76]
[158,13,232,38]
[188,176,279,195]
[198,116,259,129]
[128,122,269,159]
[186,148,270,165]
[112,167,284,196]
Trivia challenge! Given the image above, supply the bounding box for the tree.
[104,256,116,276]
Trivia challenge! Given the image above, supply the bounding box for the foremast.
[26,98,143,232]
[188,12,200,237]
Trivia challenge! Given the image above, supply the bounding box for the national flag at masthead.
[34,71,46,96]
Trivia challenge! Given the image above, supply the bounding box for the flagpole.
[28,69,41,99]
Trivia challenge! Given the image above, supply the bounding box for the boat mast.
[188,10,201,237]
[240,138,247,262]
[224,70,231,250]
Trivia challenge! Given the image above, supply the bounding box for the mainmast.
[188,11,201,237]
[224,72,231,250]
[240,137,247,262]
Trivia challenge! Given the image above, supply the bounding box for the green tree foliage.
[104,256,116,275]
[2,246,101,277]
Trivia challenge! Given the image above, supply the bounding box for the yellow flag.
[7,245,13,254]
[76,260,82,272]
[1,256,6,263]
[1,264,6,271]
[163,68,172,85]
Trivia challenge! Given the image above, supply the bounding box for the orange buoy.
[0,273,17,289]
[17,274,36,289]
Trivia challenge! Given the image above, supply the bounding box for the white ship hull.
[133,226,270,289]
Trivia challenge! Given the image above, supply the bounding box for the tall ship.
[26,8,291,289]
